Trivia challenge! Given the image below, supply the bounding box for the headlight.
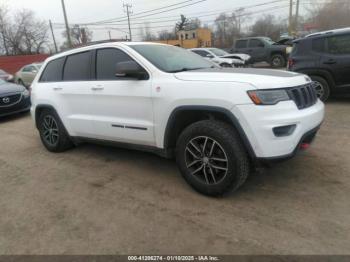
[22,89,30,98]
[247,89,290,105]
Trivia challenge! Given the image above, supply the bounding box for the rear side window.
[96,48,135,80]
[312,38,325,53]
[236,40,248,48]
[63,51,91,81]
[327,34,350,55]
[40,57,65,82]
[249,39,264,48]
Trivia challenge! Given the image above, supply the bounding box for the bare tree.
[250,14,287,40]
[176,15,189,32]
[0,7,49,55]
[158,30,176,40]
[61,25,93,49]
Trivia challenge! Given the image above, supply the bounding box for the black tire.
[309,75,330,102]
[220,63,232,68]
[270,54,286,68]
[176,120,250,196]
[38,109,73,152]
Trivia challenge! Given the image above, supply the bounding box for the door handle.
[323,59,336,65]
[91,86,104,91]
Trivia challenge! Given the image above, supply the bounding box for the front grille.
[287,83,318,110]
[0,93,22,107]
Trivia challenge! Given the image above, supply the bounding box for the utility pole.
[49,20,58,53]
[288,0,293,36]
[108,31,112,40]
[123,3,133,41]
[295,0,300,34]
[61,0,72,48]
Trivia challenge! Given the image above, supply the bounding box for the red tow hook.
[300,143,310,150]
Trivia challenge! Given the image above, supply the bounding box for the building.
[153,28,212,49]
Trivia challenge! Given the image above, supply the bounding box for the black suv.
[288,28,350,101]
[230,37,289,68]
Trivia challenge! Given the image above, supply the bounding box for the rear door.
[248,39,266,62]
[234,40,249,54]
[39,52,95,138]
[322,34,350,87]
[89,47,155,146]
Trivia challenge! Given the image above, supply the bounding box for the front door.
[89,47,155,146]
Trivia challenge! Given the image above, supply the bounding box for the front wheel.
[176,120,250,196]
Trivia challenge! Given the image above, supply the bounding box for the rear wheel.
[38,109,73,152]
[310,75,330,102]
[220,63,232,68]
[270,54,286,68]
[176,120,250,196]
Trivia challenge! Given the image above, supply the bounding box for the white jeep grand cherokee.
[30,42,324,196]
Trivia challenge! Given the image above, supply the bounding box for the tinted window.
[327,34,350,54]
[63,51,91,81]
[40,57,65,82]
[96,48,135,80]
[312,38,325,53]
[249,39,264,48]
[236,40,248,48]
[192,50,210,57]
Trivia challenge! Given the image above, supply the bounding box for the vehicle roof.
[47,41,168,61]
[236,37,271,41]
[305,27,350,38]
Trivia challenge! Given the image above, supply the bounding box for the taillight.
[288,58,295,69]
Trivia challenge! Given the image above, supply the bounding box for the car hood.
[174,68,310,89]
[0,82,25,94]
[220,53,251,61]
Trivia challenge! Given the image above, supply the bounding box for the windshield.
[209,48,229,56]
[130,44,214,73]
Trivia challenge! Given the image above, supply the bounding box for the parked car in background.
[0,79,31,118]
[31,42,324,196]
[15,63,43,88]
[230,37,289,68]
[0,69,14,82]
[288,28,350,101]
[190,48,249,67]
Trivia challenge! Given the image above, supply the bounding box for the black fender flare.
[163,105,256,159]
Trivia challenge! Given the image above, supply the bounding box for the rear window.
[236,40,248,48]
[63,51,91,81]
[40,57,65,82]
[312,38,325,53]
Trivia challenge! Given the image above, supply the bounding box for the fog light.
[273,124,296,137]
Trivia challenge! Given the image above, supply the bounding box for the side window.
[236,40,248,48]
[96,48,137,80]
[192,50,210,57]
[40,57,65,82]
[22,66,33,72]
[312,38,325,53]
[249,39,264,48]
[327,34,350,55]
[63,51,91,81]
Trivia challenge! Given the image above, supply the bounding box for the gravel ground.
[0,98,349,255]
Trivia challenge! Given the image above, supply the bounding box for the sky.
[2,0,297,47]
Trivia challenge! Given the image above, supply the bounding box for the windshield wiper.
[169,67,209,73]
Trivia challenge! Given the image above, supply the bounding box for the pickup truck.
[230,37,289,68]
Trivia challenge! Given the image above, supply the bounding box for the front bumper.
[0,96,31,117]
[233,99,325,159]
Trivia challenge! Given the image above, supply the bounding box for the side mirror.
[115,61,147,79]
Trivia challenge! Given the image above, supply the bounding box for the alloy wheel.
[42,115,59,146]
[314,81,325,98]
[185,136,228,185]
